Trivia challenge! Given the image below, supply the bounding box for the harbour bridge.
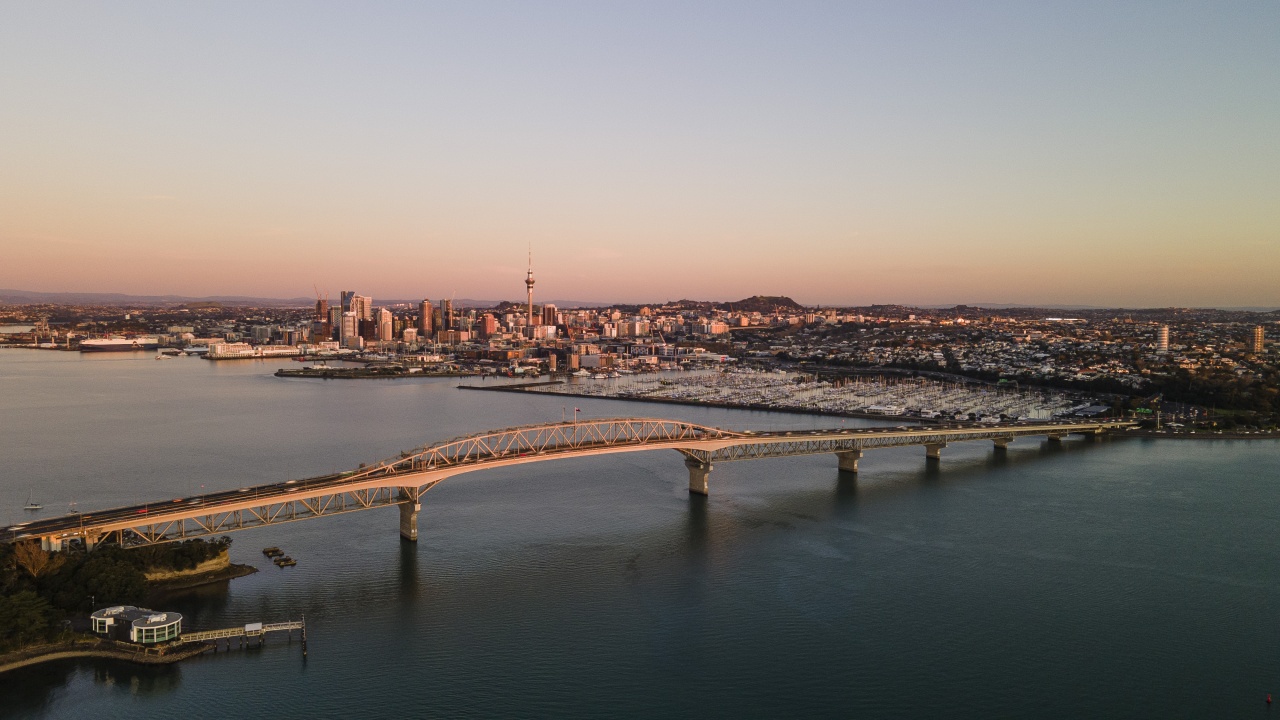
[10,417,1135,551]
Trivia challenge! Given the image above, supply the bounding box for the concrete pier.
[992,437,1013,451]
[398,498,420,542]
[1046,434,1065,443]
[836,449,863,473]
[925,443,946,461]
[686,458,713,496]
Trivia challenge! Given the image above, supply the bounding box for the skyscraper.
[1157,325,1169,353]
[419,300,434,336]
[329,306,344,341]
[341,311,358,346]
[350,295,373,322]
[1253,325,1265,354]
[377,308,393,342]
[542,303,557,327]
[442,299,454,331]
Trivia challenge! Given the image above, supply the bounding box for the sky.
[1,2,1277,308]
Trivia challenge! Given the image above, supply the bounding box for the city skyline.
[2,2,1278,307]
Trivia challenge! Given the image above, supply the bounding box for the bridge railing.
[351,418,744,479]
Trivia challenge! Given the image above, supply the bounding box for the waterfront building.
[91,606,183,644]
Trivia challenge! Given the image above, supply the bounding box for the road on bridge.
[7,418,1134,550]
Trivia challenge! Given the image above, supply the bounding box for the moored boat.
[80,336,160,352]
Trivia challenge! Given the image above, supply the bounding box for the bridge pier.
[686,458,713,496]
[992,437,1013,452]
[836,449,863,473]
[398,489,421,542]
[925,443,946,461]
[1046,434,1065,443]
[40,536,62,552]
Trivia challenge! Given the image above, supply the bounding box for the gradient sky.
[1,2,1277,307]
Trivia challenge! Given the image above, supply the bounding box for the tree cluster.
[0,537,231,653]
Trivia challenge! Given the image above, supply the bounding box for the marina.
[500,368,1102,422]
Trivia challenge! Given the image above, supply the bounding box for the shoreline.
[147,562,258,593]
[276,367,478,379]
[1122,430,1279,440]
[0,564,259,675]
[0,638,210,675]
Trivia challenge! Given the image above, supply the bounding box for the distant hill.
[718,295,806,313]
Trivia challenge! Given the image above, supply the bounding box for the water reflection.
[397,538,419,601]
[94,659,182,696]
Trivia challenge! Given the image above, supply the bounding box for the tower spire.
[525,245,536,333]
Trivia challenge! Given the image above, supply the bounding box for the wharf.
[277,367,478,379]
[183,619,307,656]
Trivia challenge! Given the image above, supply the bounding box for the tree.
[13,542,62,579]
[0,591,57,651]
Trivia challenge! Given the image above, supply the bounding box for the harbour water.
[1,349,1278,718]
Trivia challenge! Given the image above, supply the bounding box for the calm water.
[1,349,1278,718]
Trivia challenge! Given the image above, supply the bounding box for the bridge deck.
[6,418,1133,549]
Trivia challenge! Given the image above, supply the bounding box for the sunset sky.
[1,2,1277,307]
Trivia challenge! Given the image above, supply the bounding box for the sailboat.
[23,492,42,511]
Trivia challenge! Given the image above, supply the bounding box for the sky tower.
[525,248,536,330]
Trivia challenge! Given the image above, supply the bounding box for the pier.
[183,618,306,655]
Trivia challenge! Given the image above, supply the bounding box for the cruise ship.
[79,336,161,352]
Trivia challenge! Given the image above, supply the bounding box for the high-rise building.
[1253,325,1265,354]
[542,304,557,327]
[1157,325,1169,353]
[419,300,434,336]
[377,308,393,342]
[341,311,358,343]
[329,306,344,341]
[442,299,454,331]
[312,297,331,342]
[478,313,498,339]
[350,295,372,322]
